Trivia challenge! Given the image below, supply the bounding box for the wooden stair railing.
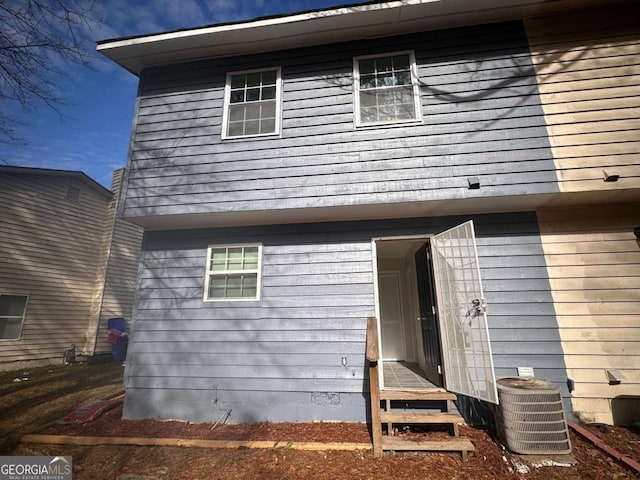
[366,316,474,460]
[366,316,383,457]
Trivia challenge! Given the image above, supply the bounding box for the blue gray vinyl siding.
[123,212,567,422]
[122,21,557,221]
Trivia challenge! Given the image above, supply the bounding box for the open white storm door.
[431,221,498,404]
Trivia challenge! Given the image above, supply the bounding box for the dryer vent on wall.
[494,377,572,455]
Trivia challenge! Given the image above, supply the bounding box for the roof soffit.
[97,0,613,75]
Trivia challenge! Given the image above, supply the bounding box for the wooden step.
[382,436,474,461]
[380,390,456,401]
[380,412,463,424]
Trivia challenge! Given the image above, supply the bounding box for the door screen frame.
[372,223,496,403]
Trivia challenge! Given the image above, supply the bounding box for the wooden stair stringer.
[366,317,473,459]
[378,388,472,459]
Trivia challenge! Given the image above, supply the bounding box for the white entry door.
[431,221,498,404]
[378,272,406,361]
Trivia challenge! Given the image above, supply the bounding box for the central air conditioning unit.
[494,377,572,455]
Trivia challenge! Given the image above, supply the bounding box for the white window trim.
[221,66,283,140]
[353,50,422,128]
[203,243,263,302]
[0,293,29,341]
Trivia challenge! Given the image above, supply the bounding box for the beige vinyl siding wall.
[0,172,112,366]
[524,2,640,193]
[527,1,640,424]
[94,170,144,354]
[538,203,640,425]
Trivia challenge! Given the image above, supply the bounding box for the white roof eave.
[96,0,607,76]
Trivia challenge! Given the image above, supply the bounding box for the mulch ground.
[41,402,373,443]
[28,400,640,480]
[580,422,640,463]
[3,364,639,480]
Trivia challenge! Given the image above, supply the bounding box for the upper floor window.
[353,51,421,127]
[222,68,282,139]
[204,244,262,301]
[0,294,28,340]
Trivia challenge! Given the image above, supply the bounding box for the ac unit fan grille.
[495,377,571,455]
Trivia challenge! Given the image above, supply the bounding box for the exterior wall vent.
[494,377,572,455]
[66,185,81,202]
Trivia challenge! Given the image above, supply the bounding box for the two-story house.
[98,0,640,439]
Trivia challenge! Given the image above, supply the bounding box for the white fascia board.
[97,0,609,75]
[98,0,423,49]
[97,0,435,74]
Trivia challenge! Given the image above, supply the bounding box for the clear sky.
[2,0,355,187]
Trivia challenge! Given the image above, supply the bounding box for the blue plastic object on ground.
[107,317,126,332]
[112,336,128,363]
[107,317,128,362]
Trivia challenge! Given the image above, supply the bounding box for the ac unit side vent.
[495,377,572,455]
[499,412,566,423]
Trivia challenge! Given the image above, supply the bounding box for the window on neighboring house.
[353,51,422,127]
[222,68,281,139]
[204,245,262,301]
[0,294,28,340]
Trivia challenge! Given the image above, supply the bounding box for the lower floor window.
[0,294,28,340]
[205,245,262,301]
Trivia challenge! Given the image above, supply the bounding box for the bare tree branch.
[0,0,97,146]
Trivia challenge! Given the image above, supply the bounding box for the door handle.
[465,298,487,317]
[470,298,487,315]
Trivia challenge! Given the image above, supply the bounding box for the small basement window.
[204,245,262,301]
[0,294,28,340]
[222,68,282,139]
[353,51,422,127]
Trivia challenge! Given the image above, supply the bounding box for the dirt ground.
[0,362,124,444]
[2,363,639,480]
